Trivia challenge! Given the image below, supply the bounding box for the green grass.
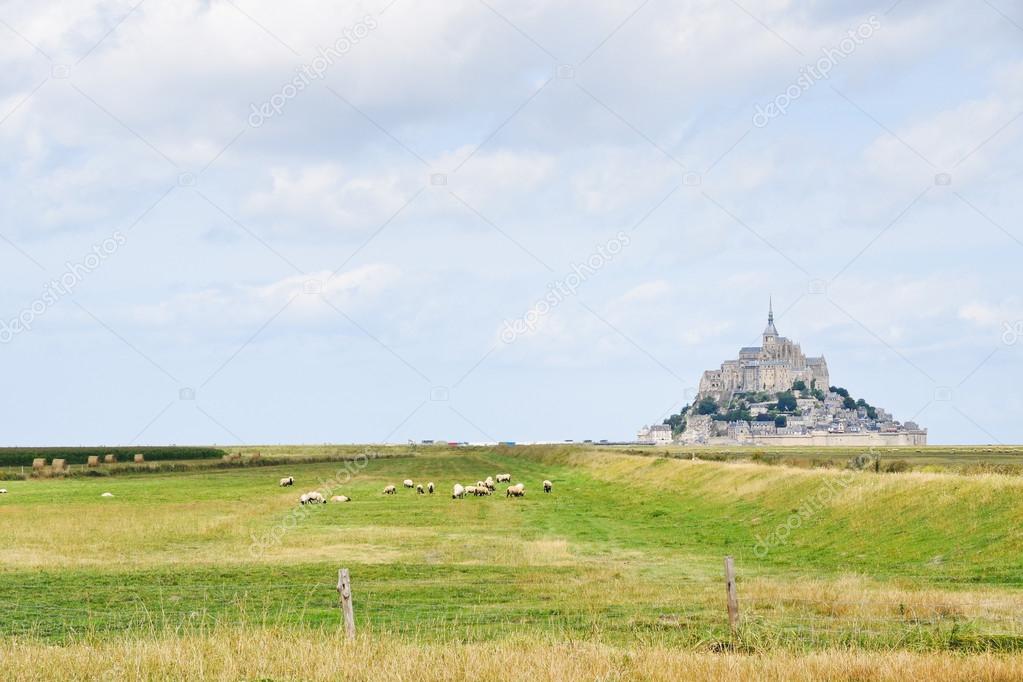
[2,445,1023,652]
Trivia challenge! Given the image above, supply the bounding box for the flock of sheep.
[279,472,552,505]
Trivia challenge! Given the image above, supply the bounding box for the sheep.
[543,480,553,493]
[506,483,525,497]
[403,479,414,489]
[384,485,397,495]
[0,489,7,494]
[279,476,294,487]
[496,473,511,483]
[484,476,495,490]
[330,495,351,503]
[100,492,114,498]
[477,486,492,496]
[300,491,326,505]
[464,485,478,496]
[416,484,424,495]
[452,483,465,499]
[428,482,434,494]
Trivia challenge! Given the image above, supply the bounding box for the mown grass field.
[2,444,1023,680]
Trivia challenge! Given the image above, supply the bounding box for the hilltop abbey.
[697,301,829,402]
[637,302,927,446]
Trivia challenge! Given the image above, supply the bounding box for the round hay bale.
[32,458,45,470]
[87,455,100,467]
[251,452,261,461]
[103,454,116,464]
[51,458,67,473]
[133,454,145,464]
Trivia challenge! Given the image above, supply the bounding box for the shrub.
[0,447,226,468]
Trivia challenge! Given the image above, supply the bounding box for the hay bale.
[104,454,116,464]
[32,458,45,470]
[133,454,144,464]
[51,459,67,473]
[87,455,100,467]
[250,452,261,461]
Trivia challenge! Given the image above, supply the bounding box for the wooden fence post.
[724,555,739,636]
[337,568,355,640]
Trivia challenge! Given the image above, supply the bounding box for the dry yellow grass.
[3,629,1022,681]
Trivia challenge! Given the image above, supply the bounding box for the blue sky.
[0,0,1020,446]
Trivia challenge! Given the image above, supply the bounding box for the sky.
[0,0,1021,446]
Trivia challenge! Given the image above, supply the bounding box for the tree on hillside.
[775,415,787,428]
[776,391,797,412]
[791,380,807,392]
[696,397,719,415]
[831,386,850,398]
[842,396,857,410]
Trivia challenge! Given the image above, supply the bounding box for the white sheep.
[484,476,495,490]
[384,485,397,495]
[279,476,294,487]
[543,480,553,493]
[330,495,351,503]
[416,484,424,495]
[496,473,511,483]
[452,483,465,499]
[0,488,7,494]
[464,485,478,496]
[428,482,434,494]
[100,492,114,498]
[403,479,414,489]
[506,483,525,497]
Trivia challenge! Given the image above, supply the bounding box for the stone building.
[698,301,829,403]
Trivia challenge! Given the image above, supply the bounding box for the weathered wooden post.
[725,555,739,637]
[337,568,355,640]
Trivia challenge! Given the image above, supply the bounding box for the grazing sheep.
[279,476,294,487]
[0,489,6,494]
[464,485,478,496]
[543,480,553,493]
[100,492,114,498]
[476,486,492,496]
[484,476,495,490]
[300,493,310,504]
[300,491,326,505]
[403,479,414,489]
[384,485,397,495]
[416,484,424,495]
[452,483,465,499]
[428,482,434,494]
[496,474,511,483]
[330,495,351,503]
[506,483,525,497]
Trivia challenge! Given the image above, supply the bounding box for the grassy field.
[2,444,1023,679]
